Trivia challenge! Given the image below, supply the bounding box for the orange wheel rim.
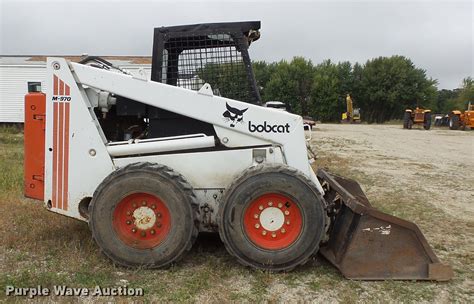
[112,192,171,249]
[243,193,302,250]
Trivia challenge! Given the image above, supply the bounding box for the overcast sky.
[1,0,472,89]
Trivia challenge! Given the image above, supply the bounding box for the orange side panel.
[58,102,64,210]
[53,103,58,208]
[63,103,70,210]
[59,80,64,96]
[24,93,46,200]
[53,75,58,95]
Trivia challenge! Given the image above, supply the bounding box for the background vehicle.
[264,101,316,129]
[449,102,474,130]
[403,107,431,130]
[341,94,361,123]
[23,22,451,280]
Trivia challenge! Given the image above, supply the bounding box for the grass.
[0,127,473,302]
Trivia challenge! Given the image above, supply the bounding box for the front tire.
[89,162,199,268]
[403,112,411,129]
[218,164,327,271]
[423,112,431,130]
[449,115,460,130]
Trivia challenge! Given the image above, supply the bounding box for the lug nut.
[259,205,264,211]
[262,230,267,236]
[132,203,137,208]
[255,223,260,229]
[254,214,259,219]
[284,210,290,216]
[278,203,283,208]
[126,211,132,216]
[286,220,290,225]
[126,220,132,225]
[150,229,156,235]
[268,201,273,206]
[157,212,162,218]
[271,233,277,238]
[142,201,147,206]
[151,205,156,209]
[156,222,162,228]
[281,228,286,233]
[131,228,137,233]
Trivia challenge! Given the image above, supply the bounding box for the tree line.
[252,56,473,123]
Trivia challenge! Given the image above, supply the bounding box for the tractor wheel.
[218,164,326,271]
[89,162,198,268]
[403,112,411,129]
[449,115,460,130]
[423,112,431,130]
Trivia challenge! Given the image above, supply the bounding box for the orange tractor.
[403,107,431,130]
[449,102,474,130]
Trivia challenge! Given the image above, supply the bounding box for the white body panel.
[113,147,284,189]
[42,57,323,222]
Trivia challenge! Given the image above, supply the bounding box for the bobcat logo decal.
[222,103,248,127]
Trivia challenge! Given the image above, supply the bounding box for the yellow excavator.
[341,94,361,123]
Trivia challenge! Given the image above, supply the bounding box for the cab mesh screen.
[162,33,255,103]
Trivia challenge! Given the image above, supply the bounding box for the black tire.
[449,114,460,130]
[423,112,431,130]
[218,164,327,271]
[403,112,411,129]
[89,162,199,268]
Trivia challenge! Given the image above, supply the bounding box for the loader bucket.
[317,169,453,281]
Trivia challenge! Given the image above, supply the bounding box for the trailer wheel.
[218,164,326,271]
[403,112,411,129]
[423,112,431,130]
[449,115,460,130]
[89,162,198,268]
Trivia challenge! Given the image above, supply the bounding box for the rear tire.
[89,162,199,268]
[423,112,431,130]
[449,115,460,130]
[218,164,327,271]
[403,112,411,129]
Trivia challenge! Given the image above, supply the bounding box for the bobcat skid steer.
[24,22,452,280]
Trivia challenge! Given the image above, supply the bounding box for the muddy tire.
[218,164,326,271]
[89,162,199,268]
[403,112,411,129]
[423,112,431,130]
[449,114,460,130]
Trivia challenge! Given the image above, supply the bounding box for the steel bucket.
[317,169,453,281]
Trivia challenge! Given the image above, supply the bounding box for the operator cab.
[82,22,262,141]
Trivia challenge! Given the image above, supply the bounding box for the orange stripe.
[65,84,70,96]
[52,103,58,208]
[59,80,64,95]
[58,102,64,210]
[63,102,70,211]
[53,75,58,95]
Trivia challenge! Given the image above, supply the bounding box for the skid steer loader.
[24,22,452,280]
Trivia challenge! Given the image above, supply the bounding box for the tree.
[435,89,459,113]
[356,56,437,123]
[252,61,277,98]
[453,77,474,110]
[311,60,342,121]
[264,57,314,115]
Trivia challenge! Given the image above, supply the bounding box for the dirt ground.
[313,124,474,222]
[0,124,473,303]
